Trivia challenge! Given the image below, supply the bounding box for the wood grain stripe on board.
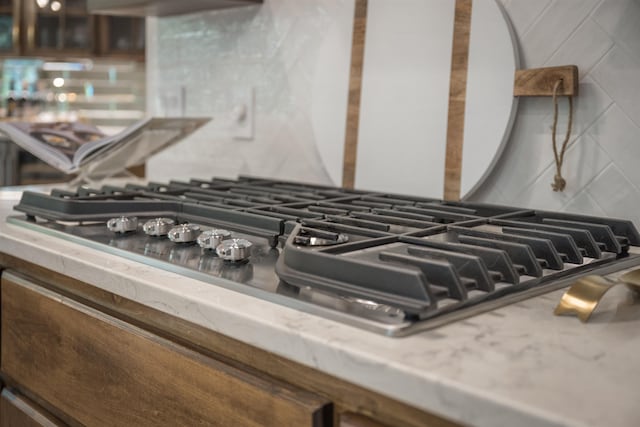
[342,0,368,189]
[444,0,473,201]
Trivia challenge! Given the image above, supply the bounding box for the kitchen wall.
[146,0,640,225]
[473,0,640,226]
[146,0,353,184]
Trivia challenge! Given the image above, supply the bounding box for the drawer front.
[1,273,331,427]
[1,389,65,427]
[340,412,389,427]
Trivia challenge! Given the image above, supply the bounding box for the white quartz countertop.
[1,188,639,427]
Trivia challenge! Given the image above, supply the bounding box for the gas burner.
[216,238,253,262]
[168,223,201,244]
[197,229,232,250]
[143,217,176,236]
[107,216,138,234]
[294,229,349,246]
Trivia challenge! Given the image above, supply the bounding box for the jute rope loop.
[551,79,574,192]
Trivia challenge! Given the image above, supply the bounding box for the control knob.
[168,223,201,243]
[143,217,176,236]
[107,216,138,234]
[197,229,232,250]
[216,238,253,262]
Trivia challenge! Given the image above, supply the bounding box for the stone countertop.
[1,188,639,427]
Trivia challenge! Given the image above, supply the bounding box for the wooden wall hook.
[514,65,579,97]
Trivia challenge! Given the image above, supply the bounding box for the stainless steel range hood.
[87,0,261,16]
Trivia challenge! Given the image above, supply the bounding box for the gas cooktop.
[9,176,640,336]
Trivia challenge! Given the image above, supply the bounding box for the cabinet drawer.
[341,412,389,427]
[1,388,65,427]
[1,273,332,427]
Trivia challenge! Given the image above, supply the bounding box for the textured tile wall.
[471,0,640,226]
[147,0,640,226]
[146,1,351,184]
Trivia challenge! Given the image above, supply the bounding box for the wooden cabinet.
[1,272,331,427]
[0,0,144,58]
[95,15,144,58]
[0,389,65,427]
[24,0,96,56]
[340,413,390,427]
[0,254,459,427]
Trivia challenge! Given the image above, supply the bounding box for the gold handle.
[554,270,640,322]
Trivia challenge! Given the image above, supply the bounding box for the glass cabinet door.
[0,0,144,58]
[0,0,19,54]
[26,0,94,54]
[95,15,145,58]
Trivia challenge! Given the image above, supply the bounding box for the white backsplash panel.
[146,0,353,184]
[147,0,640,226]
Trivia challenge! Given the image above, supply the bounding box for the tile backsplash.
[475,0,640,226]
[147,0,640,226]
[146,0,349,185]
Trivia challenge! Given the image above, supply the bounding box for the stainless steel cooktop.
[9,176,640,336]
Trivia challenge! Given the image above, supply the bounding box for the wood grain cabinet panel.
[0,273,332,427]
[0,389,65,427]
[340,412,390,427]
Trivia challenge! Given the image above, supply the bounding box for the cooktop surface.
[9,176,640,336]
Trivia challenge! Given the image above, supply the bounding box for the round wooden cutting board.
[311,0,519,199]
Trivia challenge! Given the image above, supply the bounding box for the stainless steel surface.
[143,217,176,236]
[167,223,201,243]
[107,216,138,233]
[7,216,640,336]
[216,238,253,262]
[197,229,232,250]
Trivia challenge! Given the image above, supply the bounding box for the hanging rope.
[551,79,574,192]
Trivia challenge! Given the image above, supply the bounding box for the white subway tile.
[562,190,607,217]
[500,0,552,41]
[541,76,613,144]
[592,0,640,62]
[509,134,611,210]
[520,0,600,67]
[587,104,640,188]
[591,47,640,128]
[586,164,640,226]
[465,170,507,204]
[545,18,614,77]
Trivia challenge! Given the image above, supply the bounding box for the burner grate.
[11,176,640,334]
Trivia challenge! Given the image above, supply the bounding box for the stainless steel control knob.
[197,229,232,250]
[216,238,253,262]
[167,223,201,243]
[143,217,176,236]
[107,216,138,233]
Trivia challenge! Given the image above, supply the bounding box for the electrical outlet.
[233,88,254,140]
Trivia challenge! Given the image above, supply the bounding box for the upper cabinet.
[24,0,94,55]
[87,0,262,17]
[0,0,19,55]
[94,15,145,58]
[0,0,145,59]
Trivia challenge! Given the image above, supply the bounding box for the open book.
[0,117,210,180]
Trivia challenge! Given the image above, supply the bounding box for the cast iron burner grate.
[10,176,640,335]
